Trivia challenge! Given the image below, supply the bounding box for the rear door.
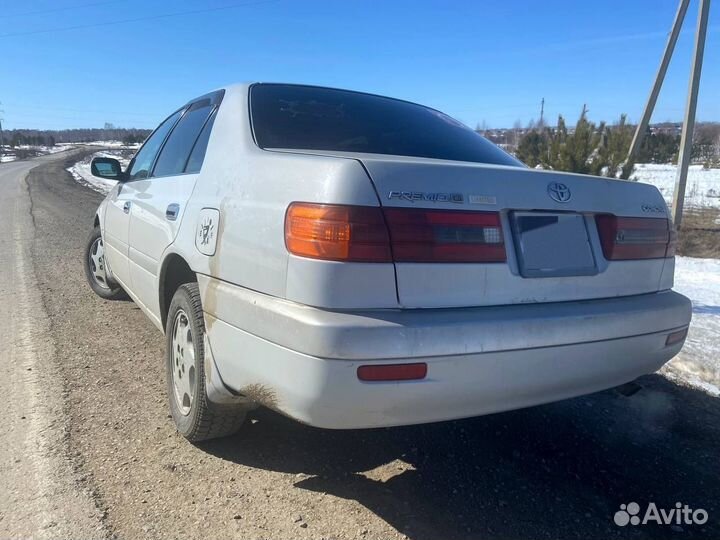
[104,110,182,287]
[127,93,221,320]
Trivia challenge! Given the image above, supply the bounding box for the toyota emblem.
[547,182,571,203]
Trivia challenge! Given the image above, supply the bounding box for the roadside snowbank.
[67,150,129,194]
[1,144,75,163]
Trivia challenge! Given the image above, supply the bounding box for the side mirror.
[91,157,126,182]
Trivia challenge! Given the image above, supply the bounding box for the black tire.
[166,283,247,442]
[84,226,126,300]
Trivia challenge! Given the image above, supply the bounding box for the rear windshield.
[250,84,522,167]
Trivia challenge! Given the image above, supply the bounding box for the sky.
[1,0,718,131]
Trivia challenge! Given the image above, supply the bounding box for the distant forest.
[2,127,152,147]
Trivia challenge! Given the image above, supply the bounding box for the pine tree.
[516,110,640,179]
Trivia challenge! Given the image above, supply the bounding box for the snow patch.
[1,144,76,163]
[67,150,131,194]
[662,256,720,396]
[631,164,720,209]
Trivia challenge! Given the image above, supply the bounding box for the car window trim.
[248,82,260,148]
[183,106,218,174]
[147,107,191,180]
[126,107,185,182]
[148,89,225,179]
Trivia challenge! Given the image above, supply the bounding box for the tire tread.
[168,283,247,442]
[83,226,125,300]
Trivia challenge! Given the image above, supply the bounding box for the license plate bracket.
[511,211,597,278]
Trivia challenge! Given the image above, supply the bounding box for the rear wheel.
[84,226,125,300]
[166,283,247,442]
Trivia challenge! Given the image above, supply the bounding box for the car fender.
[95,196,109,233]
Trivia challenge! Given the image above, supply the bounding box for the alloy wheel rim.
[89,237,110,289]
[171,309,196,416]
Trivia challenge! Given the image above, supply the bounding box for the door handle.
[166,203,180,221]
[123,201,131,214]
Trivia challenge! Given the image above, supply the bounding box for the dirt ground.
[3,152,718,539]
[678,208,720,259]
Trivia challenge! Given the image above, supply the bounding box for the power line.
[0,0,279,39]
[0,0,129,19]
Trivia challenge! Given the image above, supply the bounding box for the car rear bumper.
[199,275,691,428]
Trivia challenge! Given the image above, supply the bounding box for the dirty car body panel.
[94,83,692,429]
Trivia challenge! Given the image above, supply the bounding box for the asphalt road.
[1,151,719,539]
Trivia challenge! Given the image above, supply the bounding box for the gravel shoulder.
[0,153,107,540]
[14,154,720,539]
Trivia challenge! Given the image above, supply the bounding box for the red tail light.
[285,203,506,263]
[383,208,506,262]
[665,328,688,346]
[596,215,675,260]
[357,362,427,381]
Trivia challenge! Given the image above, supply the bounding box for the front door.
[103,184,133,287]
[127,97,219,323]
[127,174,198,318]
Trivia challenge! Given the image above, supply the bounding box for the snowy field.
[1,142,139,163]
[632,163,720,210]
[67,150,130,193]
[664,257,720,396]
[1,144,76,162]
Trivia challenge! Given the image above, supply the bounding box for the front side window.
[127,110,182,181]
[250,84,522,167]
[153,100,214,177]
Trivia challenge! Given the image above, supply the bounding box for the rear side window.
[185,109,217,174]
[153,100,214,177]
[127,110,182,181]
[250,84,522,167]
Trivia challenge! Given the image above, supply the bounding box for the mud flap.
[203,333,256,407]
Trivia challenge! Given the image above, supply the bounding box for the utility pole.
[624,0,711,224]
[673,0,711,228]
[626,0,691,168]
[540,98,545,127]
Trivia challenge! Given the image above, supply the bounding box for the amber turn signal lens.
[285,203,392,262]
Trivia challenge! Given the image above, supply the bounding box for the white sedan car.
[85,83,691,441]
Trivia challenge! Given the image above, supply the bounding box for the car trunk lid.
[357,155,673,308]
